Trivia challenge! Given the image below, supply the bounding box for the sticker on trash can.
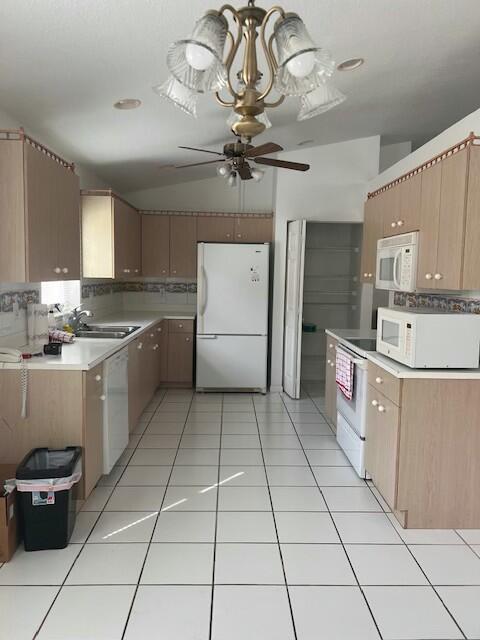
[32,491,55,506]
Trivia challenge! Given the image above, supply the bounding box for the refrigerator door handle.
[197,335,217,339]
[200,265,208,316]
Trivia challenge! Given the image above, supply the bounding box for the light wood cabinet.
[170,216,197,277]
[324,336,338,430]
[167,332,194,384]
[417,162,442,288]
[128,336,144,432]
[234,216,272,242]
[83,364,104,497]
[197,216,235,242]
[463,146,480,289]
[82,191,141,279]
[383,174,420,237]
[360,195,383,283]
[157,321,169,383]
[142,215,170,277]
[0,134,80,282]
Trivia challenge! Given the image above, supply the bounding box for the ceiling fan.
[175,141,309,186]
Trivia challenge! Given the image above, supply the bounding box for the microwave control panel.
[405,322,413,358]
[399,248,413,286]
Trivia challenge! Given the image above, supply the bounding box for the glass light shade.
[167,13,228,93]
[227,110,272,130]
[153,76,198,117]
[273,14,335,96]
[297,79,346,121]
[217,164,230,177]
[251,167,265,182]
[227,171,237,187]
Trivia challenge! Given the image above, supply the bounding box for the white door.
[196,335,267,391]
[197,243,269,335]
[283,220,306,399]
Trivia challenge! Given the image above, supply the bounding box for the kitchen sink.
[76,325,140,339]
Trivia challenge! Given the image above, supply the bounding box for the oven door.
[335,346,368,438]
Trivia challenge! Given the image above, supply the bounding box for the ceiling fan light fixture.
[250,167,265,182]
[167,12,228,93]
[217,164,230,177]
[227,171,237,187]
[273,14,335,96]
[153,76,198,117]
[297,79,346,121]
[227,110,272,131]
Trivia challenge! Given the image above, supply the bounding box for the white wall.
[371,108,480,190]
[379,141,412,172]
[270,135,381,391]
[125,171,276,213]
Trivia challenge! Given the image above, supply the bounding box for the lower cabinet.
[83,363,105,497]
[166,320,194,386]
[324,336,338,430]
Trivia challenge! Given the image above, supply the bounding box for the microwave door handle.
[393,249,402,289]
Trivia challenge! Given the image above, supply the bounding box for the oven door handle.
[393,249,402,289]
[335,346,366,366]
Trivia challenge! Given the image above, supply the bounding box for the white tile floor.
[1,385,480,639]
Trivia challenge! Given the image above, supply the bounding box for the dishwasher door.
[103,347,129,473]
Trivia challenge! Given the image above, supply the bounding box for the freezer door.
[196,335,267,390]
[197,243,269,335]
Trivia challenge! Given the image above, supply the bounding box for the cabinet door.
[24,143,58,281]
[324,337,337,429]
[142,214,170,277]
[365,386,400,510]
[382,185,401,237]
[127,206,141,277]
[417,163,441,288]
[359,198,376,283]
[113,199,131,279]
[170,216,197,277]
[128,337,143,431]
[463,146,480,290]
[83,364,104,497]
[234,217,272,242]
[197,216,235,242]
[167,332,194,384]
[156,321,169,383]
[394,174,421,235]
[56,168,81,280]
[436,148,468,290]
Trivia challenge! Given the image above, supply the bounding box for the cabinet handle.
[330,361,334,367]
[391,221,397,228]
[425,273,433,280]
[377,404,386,413]
[327,359,331,364]
[368,273,373,278]
[153,344,159,350]
[237,234,242,238]
[150,333,154,338]
[226,233,231,238]
[62,267,69,274]
[434,273,443,280]
[134,269,139,273]
[397,219,404,227]
[123,268,130,274]
[162,269,167,274]
[157,327,162,332]
[172,269,177,274]
[95,374,102,382]
[375,376,383,384]
[100,395,106,401]
[329,343,333,348]
[54,267,61,274]
[178,323,183,328]
[186,337,191,342]
[363,272,368,278]
[371,399,378,407]
[137,342,143,350]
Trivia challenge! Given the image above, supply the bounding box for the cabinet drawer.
[368,361,401,406]
[168,319,194,334]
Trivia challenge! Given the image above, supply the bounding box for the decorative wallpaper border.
[82,281,197,299]
[394,292,480,314]
[0,289,40,313]
[140,210,273,218]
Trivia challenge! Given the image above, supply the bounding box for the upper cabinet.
[170,216,198,277]
[383,174,421,237]
[197,215,234,242]
[234,216,272,242]
[461,146,480,290]
[360,194,384,283]
[82,191,141,279]
[0,131,80,282]
[142,215,170,277]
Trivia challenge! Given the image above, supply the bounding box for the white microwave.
[376,232,418,291]
[376,307,480,368]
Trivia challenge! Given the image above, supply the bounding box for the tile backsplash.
[0,283,41,346]
[394,291,480,314]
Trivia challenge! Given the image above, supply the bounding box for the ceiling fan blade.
[245,142,284,158]
[175,159,225,169]
[178,145,224,156]
[237,164,252,180]
[254,157,310,171]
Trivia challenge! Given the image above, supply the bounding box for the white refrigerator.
[196,242,269,393]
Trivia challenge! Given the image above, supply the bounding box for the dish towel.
[26,304,49,345]
[335,348,354,400]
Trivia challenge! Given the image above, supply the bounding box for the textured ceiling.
[1,0,480,191]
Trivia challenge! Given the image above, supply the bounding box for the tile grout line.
[120,388,195,640]
[253,396,299,640]
[281,389,385,640]
[32,388,168,639]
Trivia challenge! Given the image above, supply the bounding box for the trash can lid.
[16,447,82,480]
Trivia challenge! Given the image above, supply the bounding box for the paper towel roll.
[27,304,49,345]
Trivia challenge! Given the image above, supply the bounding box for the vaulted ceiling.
[1,0,480,191]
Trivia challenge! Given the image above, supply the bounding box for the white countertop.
[2,311,196,372]
[325,327,480,380]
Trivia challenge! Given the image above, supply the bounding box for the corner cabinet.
[82,190,141,279]
[0,131,80,282]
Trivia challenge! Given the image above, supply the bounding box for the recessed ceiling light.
[337,58,364,71]
[114,98,142,110]
[297,139,315,147]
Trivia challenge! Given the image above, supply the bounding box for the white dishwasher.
[103,347,129,474]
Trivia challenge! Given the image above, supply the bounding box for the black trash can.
[16,447,82,551]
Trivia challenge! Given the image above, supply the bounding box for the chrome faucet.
[71,305,94,333]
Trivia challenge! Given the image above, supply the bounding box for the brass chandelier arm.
[218,4,244,100]
[257,5,285,102]
[263,32,285,108]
